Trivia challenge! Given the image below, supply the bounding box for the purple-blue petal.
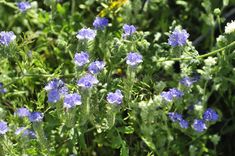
[168,29,189,47]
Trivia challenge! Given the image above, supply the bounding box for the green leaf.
[140,136,156,152]
[120,141,129,156]
[57,3,66,15]
[118,126,134,134]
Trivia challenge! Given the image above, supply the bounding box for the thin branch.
[159,41,235,62]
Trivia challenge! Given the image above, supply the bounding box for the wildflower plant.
[0,0,235,155]
[74,51,90,67]
[17,2,31,12]
[168,28,189,47]
[93,17,109,30]
[76,28,96,41]
[107,89,123,105]
[0,31,16,46]
[0,121,8,135]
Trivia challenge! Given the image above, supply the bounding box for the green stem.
[0,1,18,10]
[159,41,235,62]
[210,27,214,49]
[125,66,135,108]
[51,0,57,21]
[83,90,91,118]
[33,122,49,153]
[66,108,77,128]
[79,89,91,126]
[71,0,75,15]
[56,101,62,120]
[78,130,87,149]
[216,15,222,34]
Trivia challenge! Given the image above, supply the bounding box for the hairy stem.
[159,41,235,62]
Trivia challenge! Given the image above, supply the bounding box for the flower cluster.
[193,119,207,132]
[203,108,219,122]
[168,29,189,47]
[16,108,30,117]
[169,108,218,132]
[106,89,123,105]
[161,88,184,102]
[45,79,68,103]
[64,93,82,109]
[74,52,106,89]
[123,24,136,37]
[15,127,36,138]
[17,2,31,12]
[29,112,44,122]
[126,52,143,67]
[168,112,189,129]
[76,28,96,40]
[77,74,99,89]
[15,107,44,122]
[88,61,105,74]
[225,20,235,34]
[0,121,8,134]
[0,31,16,46]
[74,51,89,67]
[93,17,109,30]
[193,108,218,132]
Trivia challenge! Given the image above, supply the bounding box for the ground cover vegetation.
[0,0,235,155]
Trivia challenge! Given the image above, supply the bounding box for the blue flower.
[45,79,66,91]
[15,108,30,117]
[0,82,7,93]
[59,85,69,95]
[107,89,123,105]
[0,31,16,46]
[168,112,189,129]
[180,76,199,87]
[126,52,143,66]
[179,119,189,129]
[123,24,136,37]
[15,127,36,138]
[77,74,99,89]
[161,88,183,102]
[88,61,105,74]
[203,108,219,122]
[0,121,8,134]
[64,93,82,109]
[161,91,173,102]
[169,88,184,98]
[17,2,31,12]
[168,29,189,47]
[193,119,207,132]
[93,17,109,30]
[47,89,60,103]
[180,77,194,87]
[74,51,89,67]
[168,112,182,122]
[29,112,43,122]
[76,28,96,40]
[45,79,68,103]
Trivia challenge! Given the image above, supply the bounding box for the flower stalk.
[32,122,49,152]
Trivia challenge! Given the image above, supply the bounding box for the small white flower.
[204,57,217,66]
[225,20,235,34]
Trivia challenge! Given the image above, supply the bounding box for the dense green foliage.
[0,0,235,155]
